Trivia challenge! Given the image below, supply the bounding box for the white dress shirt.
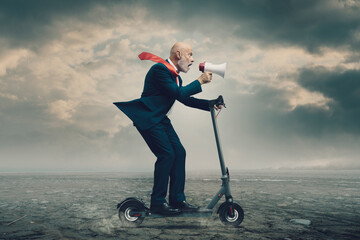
[167,58,179,86]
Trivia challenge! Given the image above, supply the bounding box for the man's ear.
[176,50,182,60]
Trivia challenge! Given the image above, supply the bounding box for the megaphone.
[199,62,227,78]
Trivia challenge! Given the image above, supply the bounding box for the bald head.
[169,42,194,73]
[170,42,192,57]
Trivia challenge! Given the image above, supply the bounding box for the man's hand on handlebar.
[209,95,225,110]
[214,104,223,111]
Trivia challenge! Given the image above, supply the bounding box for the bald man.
[115,42,214,215]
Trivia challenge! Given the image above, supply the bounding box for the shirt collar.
[167,58,179,73]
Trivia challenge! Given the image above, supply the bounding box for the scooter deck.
[147,208,213,218]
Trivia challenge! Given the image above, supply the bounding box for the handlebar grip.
[209,95,225,108]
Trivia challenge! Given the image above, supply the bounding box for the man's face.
[178,48,194,73]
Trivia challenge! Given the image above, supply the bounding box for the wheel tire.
[118,200,145,227]
[218,203,244,227]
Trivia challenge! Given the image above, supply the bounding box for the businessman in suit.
[114,42,217,215]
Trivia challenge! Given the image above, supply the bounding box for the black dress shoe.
[171,201,199,212]
[150,203,181,215]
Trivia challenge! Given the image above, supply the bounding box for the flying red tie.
[138,52,179,85]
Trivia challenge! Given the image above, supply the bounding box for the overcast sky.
[1,0,360,172]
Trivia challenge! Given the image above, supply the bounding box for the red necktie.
[138,52,179,85]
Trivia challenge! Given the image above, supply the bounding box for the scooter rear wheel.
[118,200,145,227]
[218,202,244,227]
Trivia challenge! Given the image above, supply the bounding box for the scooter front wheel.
[118,199,145,227]
[218,202,244,227]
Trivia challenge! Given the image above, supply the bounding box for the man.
[114,42,216,215]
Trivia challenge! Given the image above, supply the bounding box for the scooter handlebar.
[209,95,226,109]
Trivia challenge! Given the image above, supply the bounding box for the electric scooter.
[117,96,244,227]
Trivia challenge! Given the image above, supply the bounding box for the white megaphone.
[199,62,227,78]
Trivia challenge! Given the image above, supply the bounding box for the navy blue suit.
[114,62,209,206]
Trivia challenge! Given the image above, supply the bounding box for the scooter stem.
[210,107,227,177]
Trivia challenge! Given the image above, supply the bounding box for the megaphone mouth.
[199,62,205,72]
[199,61,226,78]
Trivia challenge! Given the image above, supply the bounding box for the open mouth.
[188,63,192,67]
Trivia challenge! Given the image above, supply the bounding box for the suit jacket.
[114,62,210,130]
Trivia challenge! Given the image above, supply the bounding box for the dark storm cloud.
[223,66,360,138]
[0,0,116,51]
[142,0,360,53]
[231,0,360,53]
[2,0,359,54]
[294,66,360,134]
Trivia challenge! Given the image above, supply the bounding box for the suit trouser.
[137,117,186,206]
